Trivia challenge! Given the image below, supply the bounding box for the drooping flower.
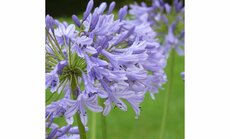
[65,92,103,126]
[45,73,59,93]
[54,24,77,46]
[46,123,88,139]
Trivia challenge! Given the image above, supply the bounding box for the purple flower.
[126,91,145,118]
[65,93,103,125]
[107,1,116,15]
[46,123,88,139]
[129,4,152,21]
[164,3,171,13]
[54,23,76,46]
[46,15,54,31]
[101,80,132,115]
[72,15,81,28]
[113,26,135,46]
[89,12,99,31]
[164,23,184,56]
[47,127,58,139]
[118,5,128,20]
[174,0,183,13]
[46,0,168,135]
[97,2,107,14]
[129,0,184,56]
[88,14,122,36]
[45,73,59,93]
[72,36,97,57]
[83,0,94,21]
[52,60,68,75]
[82,73,98,94]
[46,98,73,125]
[101,49,148,68]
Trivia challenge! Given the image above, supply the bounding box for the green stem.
[70,75,87,139]
[76,113,87,139]
[159,50,176,139]
[91,112,97,139]
[101,113,107,139]
[100,99,107,139]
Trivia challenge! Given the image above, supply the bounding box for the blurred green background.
[46,0,184,139]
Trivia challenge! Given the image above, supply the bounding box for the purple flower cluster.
[46,123,88,139]
[129,0,184,56]
[46,0,167,138]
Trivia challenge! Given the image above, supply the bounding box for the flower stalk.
[70,75,87,139]
[159,49,176,139]
[76,113,87,139]
[91,112,97,139]
[100,102,107,139]
[101,114,107,139]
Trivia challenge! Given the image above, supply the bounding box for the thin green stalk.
[70,75,87,139]
[100,99,107,139]
[76,113,87,139]
[159,50,176,139]
[91,112,97,139]
[101,113,107,139]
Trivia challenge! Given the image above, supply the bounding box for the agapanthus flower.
[46,123,88,139]
[129,0,184,56]
[46,0,167,138]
